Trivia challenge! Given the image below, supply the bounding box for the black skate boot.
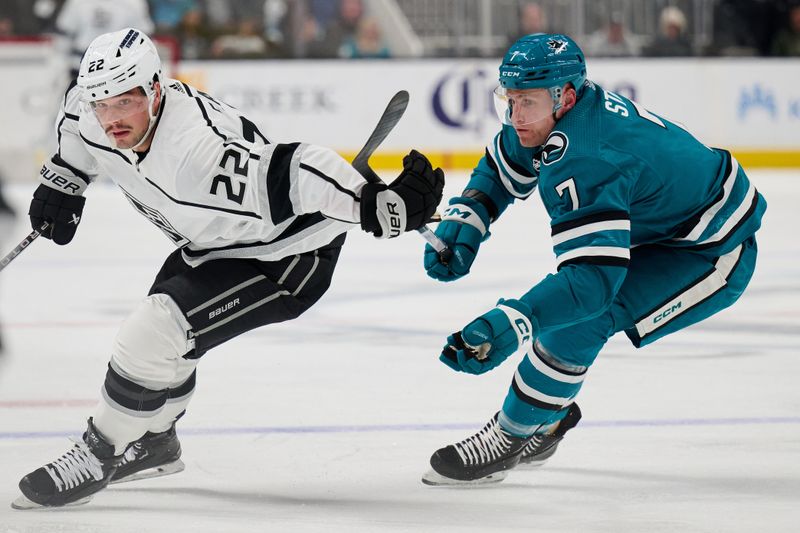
[110,423,184,484]
[517,403,582,468]
[422,413,529,486]
[12,418,121,509]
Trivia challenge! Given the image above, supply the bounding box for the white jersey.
[56,0,154,72]
[43,79,368,265]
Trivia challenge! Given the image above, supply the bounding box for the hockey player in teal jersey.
[421,33,766,486]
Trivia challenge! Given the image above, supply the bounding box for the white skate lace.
[45,438,105,492]
[522,434,544,457]
[454,418,513,466]
[120,442,141,465]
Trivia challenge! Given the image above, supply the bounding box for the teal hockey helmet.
[499,33,586,95]
[494,33,587,125]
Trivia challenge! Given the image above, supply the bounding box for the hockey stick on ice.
[0,222,48,273]
[352,90,453,264]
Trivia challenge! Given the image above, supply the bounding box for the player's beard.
[104,122,144,149]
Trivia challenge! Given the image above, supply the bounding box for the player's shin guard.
[500,340,587,437]
[14,418,121,509]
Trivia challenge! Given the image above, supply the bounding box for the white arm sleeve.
[291,144,367,224]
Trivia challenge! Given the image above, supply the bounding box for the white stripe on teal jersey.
[487,133,537,199]
[551,219,631,246]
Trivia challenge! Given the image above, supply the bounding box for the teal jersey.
[465,81,767,332]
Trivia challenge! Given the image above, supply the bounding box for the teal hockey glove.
[424,197,491,281]
[439,298,536,375]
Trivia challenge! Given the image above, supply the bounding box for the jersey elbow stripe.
[556,246,629,263]
[551,210,630,235]
[551,220,630,246]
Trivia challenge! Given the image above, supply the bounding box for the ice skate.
[110,423,184,484]
[12,418,120,510]
[422,413,529,486]
[516,403,582,469]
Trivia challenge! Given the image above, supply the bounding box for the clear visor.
[493,86,558,127]
[89,92,150,124]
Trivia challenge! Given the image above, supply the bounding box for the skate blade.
[109,459,185,485]
[421,468,508,487]
[11,494,92,510]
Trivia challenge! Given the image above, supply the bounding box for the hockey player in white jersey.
[13,28,444,509]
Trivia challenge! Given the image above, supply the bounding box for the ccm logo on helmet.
[501,71,520,77]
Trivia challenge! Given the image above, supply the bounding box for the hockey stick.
[0,222,49,273]
[352,90,453,264]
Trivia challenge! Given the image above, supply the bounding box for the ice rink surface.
[0,171,798,532]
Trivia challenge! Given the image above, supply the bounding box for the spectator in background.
[0,0,49,36]
[149,0,196,35]
[340,17,390,58]
[771,3,800,55]
[644,6,693,56]
[507,2,550,45]
[710,0,779,56]
[583,14,640,57]
[175,7,216,59]
[211,19,271,58]
[315,0,364,58]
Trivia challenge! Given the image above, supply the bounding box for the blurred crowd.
[510,0,800,58]
[0,0,799,60]
[0,0,390,59]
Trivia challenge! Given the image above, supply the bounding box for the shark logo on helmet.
[547,39,568,54]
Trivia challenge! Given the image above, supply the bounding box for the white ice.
[0,171,798,532]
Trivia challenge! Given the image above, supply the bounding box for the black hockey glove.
[29,184,86,245]
[360,150,444,238]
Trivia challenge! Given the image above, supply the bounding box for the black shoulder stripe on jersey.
[144,177,262,219]
[181,212,328,258]
[64,112,79,121]
[484,148,499,174]
[688,191,759,251]
[241,116,269,144]
[51,153,91,185]
[180,81,194,97]
[300,163,360,202]
[79,133,132,164]
[551,210,630,236]
[63,78,77,110]
[189,90,261,157]
[557,256,630,270]
[267,143,301,225]
[498,134,535,178]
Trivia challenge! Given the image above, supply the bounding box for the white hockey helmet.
[77,28,162,103]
